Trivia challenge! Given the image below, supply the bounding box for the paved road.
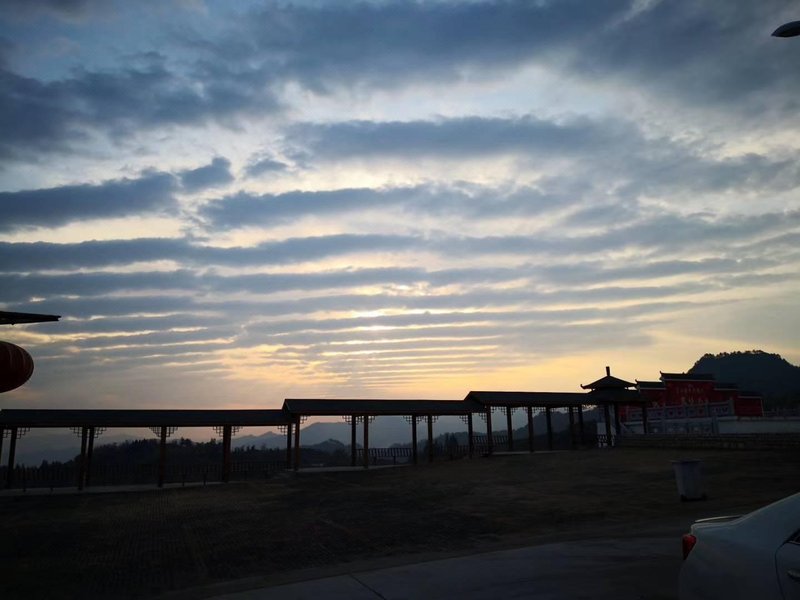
[214,536,680,600]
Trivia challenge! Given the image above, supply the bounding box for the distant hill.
[689,350,800,406]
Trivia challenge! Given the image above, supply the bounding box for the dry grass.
[1,448,798,598]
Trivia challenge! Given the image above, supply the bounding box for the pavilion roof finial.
[606,366,610,376]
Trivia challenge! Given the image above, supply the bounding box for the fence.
[618,433,800,451]
[0,460,287,490]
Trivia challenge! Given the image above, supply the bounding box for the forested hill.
[689,351,800,403]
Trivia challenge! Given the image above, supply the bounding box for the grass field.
[1,448,798,598]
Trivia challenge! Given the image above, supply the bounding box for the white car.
[679,492,800,599]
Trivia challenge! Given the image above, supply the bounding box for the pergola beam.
[158,426,168,488]
[363,416,369,469]
[427,415,434,463]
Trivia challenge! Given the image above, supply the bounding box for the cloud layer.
[1,1,798,410]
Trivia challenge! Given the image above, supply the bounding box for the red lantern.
[0,341,34,393]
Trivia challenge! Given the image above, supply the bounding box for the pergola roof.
[464,391,589,408]
[580,367,635,390]
[580,375,635,390]
[0,409,292,428]
[282,399,476,416]
[0,311,61,325]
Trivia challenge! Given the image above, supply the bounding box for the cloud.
[3,0,798,167]
[0,171,178,232]
[199,186,430,228]
[179,157,234,191]
[0,0,106,21]
[0,53,280,163]
[288,116,630,162]
[244,156,288,178]
[0,234,418,272]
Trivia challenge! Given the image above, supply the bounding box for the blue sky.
[1,0,799,411]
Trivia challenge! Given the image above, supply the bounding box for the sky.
[1,0,799,412]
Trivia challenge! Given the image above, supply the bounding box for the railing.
[596,434,617,448]
[0,460,287,490]
[764,407,800,417]
[626,401,734,422]
[619,433,800,451]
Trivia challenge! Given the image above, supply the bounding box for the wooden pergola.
[581,367,652,445]
[0,409,292,489]
[282,399,478,469]
[0,376,650,488]
[463,391,592,453]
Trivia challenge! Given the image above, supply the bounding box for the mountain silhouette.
[689,350,800,405]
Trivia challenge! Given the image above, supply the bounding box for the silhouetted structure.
[581,366,650,444]
[0,379,642,488]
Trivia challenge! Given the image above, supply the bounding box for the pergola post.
[506,406,514,451]
[293,416,301,472]
[642,404,649,434]
[286,422,293,469]
[603,403,612,448]
[0,426,4,469]
[545,408,553,451]
[85,426,96,487]
[351,416,357,466]
[467,413,474,458]
[578,405,585,445]
[486,407,494,455]
[363,415,370,469]
[78,426,88,491]
[614,404,621,444]
[411,417,418,465]
[221,425,232,483]
[6,427,18,489]
[158,426,167,488]
[568,407,576,449]
[527,406,534,453]
[427,415,434,463]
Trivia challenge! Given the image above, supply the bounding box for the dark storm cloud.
[179,157,234,191]
[0,171,177,232]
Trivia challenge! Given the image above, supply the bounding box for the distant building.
[620,372,763,433]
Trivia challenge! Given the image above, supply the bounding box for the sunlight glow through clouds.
[1,0,799,411]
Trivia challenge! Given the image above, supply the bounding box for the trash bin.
[672,459,706,501]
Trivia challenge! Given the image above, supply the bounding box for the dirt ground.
[1,448,798,599]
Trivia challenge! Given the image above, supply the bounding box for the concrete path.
[214,536,680,600]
